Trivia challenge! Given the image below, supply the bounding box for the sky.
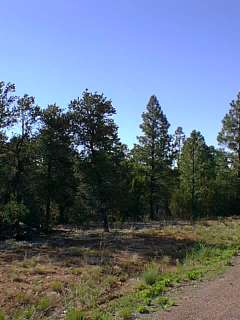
[1,0,240,147]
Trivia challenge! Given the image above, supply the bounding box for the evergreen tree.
[133,95,171,219]
[218,92,240,177]
[37,105,76,230]
[69,90,120,231]
[172,126,185,168]
[173,130,215,218]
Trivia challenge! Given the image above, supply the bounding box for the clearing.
[0,218,240,319]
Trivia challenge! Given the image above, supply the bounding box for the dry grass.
[0,218,239,319]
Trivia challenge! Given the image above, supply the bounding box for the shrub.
[1,196,29,225]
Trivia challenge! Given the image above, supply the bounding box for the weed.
[92,310,111,320]
[65,308,85,320]
[0,310,5,320]
[154,296,175,309]
[143,263,159,285]
[118,306,132,319]
[16,291,34,305]
[187,269,203,280]
[36,296,50,312]
[51,280,64,292]
[137,305,149,313]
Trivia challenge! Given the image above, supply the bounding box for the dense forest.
[0,80,239,233]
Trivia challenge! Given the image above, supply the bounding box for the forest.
[0,80,239,234]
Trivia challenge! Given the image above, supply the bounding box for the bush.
[1,196,29,225]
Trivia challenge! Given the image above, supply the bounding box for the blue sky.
[1,0,240,147]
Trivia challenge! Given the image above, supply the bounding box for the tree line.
[0,80,239,232]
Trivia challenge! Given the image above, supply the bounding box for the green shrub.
[1,196,29,224]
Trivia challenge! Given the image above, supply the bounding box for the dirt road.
[154,256,240,320]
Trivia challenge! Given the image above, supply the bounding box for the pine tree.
[37,105,76,231]
[172,126,185,168]
[133,95,171,219]
[69,90,120,231]
[218,92,240,177]
[176,130,215,218]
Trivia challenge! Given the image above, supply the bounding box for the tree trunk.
[100,206,109,232]
[149,140,155,220]
[150,174,154,220]
[191,145,196,219]
[45,160,52,232]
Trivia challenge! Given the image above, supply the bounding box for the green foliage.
[142,263,160,285]
[172,130,216,218]
[136,305,149,313]
[118,307,132,319]
[155,296,175,309]
[36,296,50,312]
[132,95,172,219]
[186,269,203,280]
[0,310,5,320]
[65,309,85,320]
[0,79,239,232]
[92,310,111,320]
[1,197,28,224]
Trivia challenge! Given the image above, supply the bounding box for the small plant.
[36,296,50,312]
[142,263,159,285]
[155,296,175,309]
[137,305,149,314]
[92,310,111,320]
[118,306,132,319]
[51,280,64,292]
[16,292,34,305]
[187,269,202,280]
[71,267,82,275]
[0,310,5,320]
[65,308,85,320]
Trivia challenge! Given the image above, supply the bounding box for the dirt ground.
[0,224,195,318]
[154,255,240,320]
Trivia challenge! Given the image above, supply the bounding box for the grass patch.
[65,308,85,320]
[142,263,160,285]
[0,310,5,320]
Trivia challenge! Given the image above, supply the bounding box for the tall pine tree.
[133,95,171,219]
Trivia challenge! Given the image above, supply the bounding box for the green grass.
[65,309,85,320]
[142,263,160,285]
[0,310,5,320]
[101,221,240,318]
